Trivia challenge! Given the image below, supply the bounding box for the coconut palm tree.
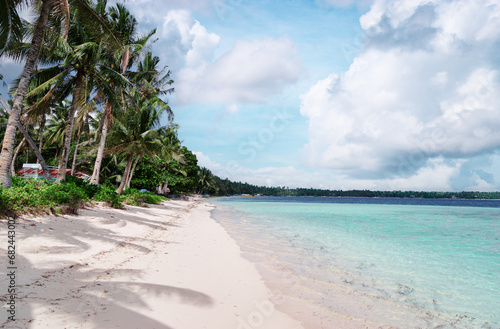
[0,0,57,187]
[42,101,69,159]
[24,2,128,184]
[106,93,168,194]
[0,94,53,181]
[90,1,156,185]
[197,167,214,194]
[0,0,121,188]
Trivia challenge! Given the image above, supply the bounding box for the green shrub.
[0,179,90,216]
[141,192,167,204]
[94,185,123,209]
[11,176,30,187]
[45,182,88,214]
[65,175,99,199]
[121,188,145,206]
[121,188,167,206]
[2,180,49,212]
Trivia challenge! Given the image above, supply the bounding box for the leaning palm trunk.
[17,123,53,181]
[56,72,83,184]
[0,96,52,181]
[11,137,26,175]
[90,103,111,185]
[0,0,53,188]
[116,154,133,194]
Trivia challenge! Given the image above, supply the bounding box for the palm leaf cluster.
[0,0,181,194]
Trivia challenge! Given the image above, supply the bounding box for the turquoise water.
[210,197,500,329]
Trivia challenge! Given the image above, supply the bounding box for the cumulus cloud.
[159,10,302,106]
[159,10,220,77]
[176,37,302,105]
[194,151,317,187]
[300,0,500,182]
[194,152,461,191]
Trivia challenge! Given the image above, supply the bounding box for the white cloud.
[195,151,331,188]
[194,152,462,191]
[300,0,500,184]
[158,10,302,107]
[465,176,497,192]
[176,36,302,105]
[159,10,220,76]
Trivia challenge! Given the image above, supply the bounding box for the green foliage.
[0,178,88,215]
[93,184,123,209]
[65,175,99,199]
[131,146,198,194]
[121,188,167,206]
[129,156,166,191]
[45,181,88,214]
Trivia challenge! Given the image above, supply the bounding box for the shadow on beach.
[0,202,213,328]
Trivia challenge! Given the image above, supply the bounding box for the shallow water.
[210,197,500,329]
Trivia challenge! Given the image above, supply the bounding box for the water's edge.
[208,197,499,329]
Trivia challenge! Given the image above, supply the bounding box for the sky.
[2,0,500,191]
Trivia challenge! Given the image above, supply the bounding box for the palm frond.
[70,0,122,51]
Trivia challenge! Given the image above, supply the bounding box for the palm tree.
[24,2,127,184]
[70,96,94,175]
[0,0,55,187]
[0,94,53,181]
[0,0,31,54]
[42,101,69,159]
[0,101,9,142]
[197,167,214,194]
[0,0,121,188]
[90,1,155,185]
[106,93,168,194]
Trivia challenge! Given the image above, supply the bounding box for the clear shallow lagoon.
[210,197,500,329]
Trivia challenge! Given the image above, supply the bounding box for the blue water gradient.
[210,196,500,328]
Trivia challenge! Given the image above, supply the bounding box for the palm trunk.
[116,154,133,194]
[56,72,83,184]
[0,96,52,181]
[90,103,111,185]
[37,113,46,163]
[17,123,53,181]
[0,0,53,188]
[125,155,141,188]
[11,137,26,175]
[71,123,83,176]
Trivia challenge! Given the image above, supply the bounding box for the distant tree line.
[194,171,500,199]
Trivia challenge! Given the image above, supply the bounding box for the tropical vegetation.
[0,0,210,216]
[0,1,498,217]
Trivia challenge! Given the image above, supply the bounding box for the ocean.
[209,196,500,329]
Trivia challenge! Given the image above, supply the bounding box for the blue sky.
[2,0,500,191]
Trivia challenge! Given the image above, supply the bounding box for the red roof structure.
[15,168,91,180]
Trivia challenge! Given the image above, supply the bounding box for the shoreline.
[0,200,303,329]
[209,199,499,329]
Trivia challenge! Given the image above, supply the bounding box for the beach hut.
[22,163,42,179]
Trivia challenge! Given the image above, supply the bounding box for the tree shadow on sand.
[0,203,212,329]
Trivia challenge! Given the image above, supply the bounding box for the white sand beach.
[0,201,304,329]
